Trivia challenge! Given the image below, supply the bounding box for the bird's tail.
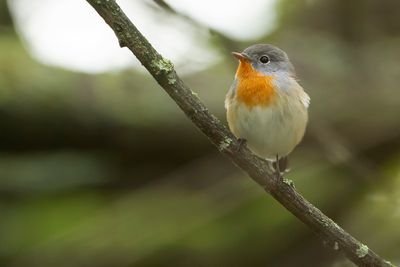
[272,156,290,174]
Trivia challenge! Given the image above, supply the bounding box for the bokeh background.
[1,0,400,266]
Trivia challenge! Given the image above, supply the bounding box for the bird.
[225,44,310,177]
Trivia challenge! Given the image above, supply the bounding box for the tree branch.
[85,1,395,266]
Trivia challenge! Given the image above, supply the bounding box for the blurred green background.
[1,0,400,266]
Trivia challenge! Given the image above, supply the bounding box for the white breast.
[226,78,309,160]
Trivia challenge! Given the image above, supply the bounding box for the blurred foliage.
[1,0,400,267]
[0,0,12,29]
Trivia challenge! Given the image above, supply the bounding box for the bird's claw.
[274,155,283,181]
[236,138,247,151]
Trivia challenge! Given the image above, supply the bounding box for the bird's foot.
[236,138,247,151]
[274,155,283,181]
[274,163,283,181]
[278,156,290,174]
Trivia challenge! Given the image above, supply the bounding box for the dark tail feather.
[273,156,290,174]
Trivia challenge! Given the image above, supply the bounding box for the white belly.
[226,99,308,160]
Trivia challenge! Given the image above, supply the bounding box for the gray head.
[232,44,295,76]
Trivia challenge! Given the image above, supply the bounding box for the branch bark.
[85,1,395,266]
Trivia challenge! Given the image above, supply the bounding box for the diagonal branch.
[85,1,394,266]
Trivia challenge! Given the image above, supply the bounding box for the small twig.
[152,0,241,60]
[85,1,395,266]
[153,0,176,13]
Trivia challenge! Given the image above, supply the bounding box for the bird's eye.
[259,55,270,64]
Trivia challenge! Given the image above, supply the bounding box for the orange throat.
[235,61,276,107]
